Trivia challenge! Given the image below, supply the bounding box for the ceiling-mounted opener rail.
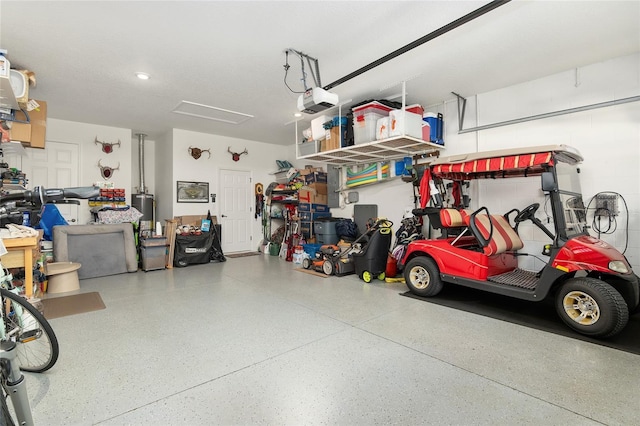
[322,0,511,91]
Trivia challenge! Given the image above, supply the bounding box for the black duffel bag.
[174,232,215,267]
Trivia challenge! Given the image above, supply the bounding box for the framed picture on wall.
[176,181,209,203]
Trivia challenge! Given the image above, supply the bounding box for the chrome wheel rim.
[409,265,430,290]
[563,290,600,325]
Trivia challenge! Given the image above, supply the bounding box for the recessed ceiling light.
[294,113,302,117]
[135,72,151,80]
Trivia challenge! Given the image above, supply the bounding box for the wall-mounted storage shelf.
[0,76,19,110]
[296,135,443,165]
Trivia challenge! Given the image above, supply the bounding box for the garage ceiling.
[1,1,638,146]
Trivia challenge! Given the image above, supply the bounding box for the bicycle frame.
[0,340,33,425]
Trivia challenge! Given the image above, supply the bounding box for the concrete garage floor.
[28,255,639,425]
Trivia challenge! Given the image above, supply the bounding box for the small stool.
[46,262,81,294]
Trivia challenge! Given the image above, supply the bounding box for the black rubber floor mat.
[401,286,640,355]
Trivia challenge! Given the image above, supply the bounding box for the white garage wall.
[46,118,133,225]
[167,128,296,249]
[337,53,640,271]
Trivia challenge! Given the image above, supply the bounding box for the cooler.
[423,112,444,145]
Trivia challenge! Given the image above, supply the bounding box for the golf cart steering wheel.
[514,203,540,223]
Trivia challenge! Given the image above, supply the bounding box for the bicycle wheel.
[0,288,59,373]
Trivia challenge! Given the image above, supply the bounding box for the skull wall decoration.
[228,147,248,162]
[95,137,121,154]
[98,159,120,180]
[188,146,211,160]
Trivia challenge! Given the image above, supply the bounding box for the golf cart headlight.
[609,260,629,274]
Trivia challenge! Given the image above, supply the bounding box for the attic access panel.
[172,101,254,125]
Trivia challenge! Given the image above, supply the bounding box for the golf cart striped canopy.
[430,144,583,180]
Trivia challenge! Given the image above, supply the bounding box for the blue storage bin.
[302,243,322,257]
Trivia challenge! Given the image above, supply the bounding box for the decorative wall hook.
[188,146,211,160]
[228,147,248,162]
[95,137,121,154]
[98,159,120,180]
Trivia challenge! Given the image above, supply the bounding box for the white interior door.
[24,141,80,223]
[219,169,252,253]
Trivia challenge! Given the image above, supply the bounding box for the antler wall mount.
[188,146,211,160]
[95,137,121,154]
[228,147,248,162]
[98,159,120,180]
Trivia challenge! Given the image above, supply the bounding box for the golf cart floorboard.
[488,268,538,290]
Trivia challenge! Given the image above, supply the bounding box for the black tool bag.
[174,232,215,267]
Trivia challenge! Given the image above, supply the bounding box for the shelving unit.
[296,135,443,165]
[264,189,298,244]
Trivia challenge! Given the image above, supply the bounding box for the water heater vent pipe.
[135,133,147,194]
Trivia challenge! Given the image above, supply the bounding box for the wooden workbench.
[1,236,40,298]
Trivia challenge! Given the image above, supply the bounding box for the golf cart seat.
[440,208,471,228]
[465,211,524,256]
[431,208,471,238]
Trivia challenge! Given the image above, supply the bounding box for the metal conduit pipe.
[323,0,511,91]
[459,95,640,134]
[135,133,147,194]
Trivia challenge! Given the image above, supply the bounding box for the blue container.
[302,243,322,257]
[403,156,412,175]
[394,160,405,176]
[424,113,444,145]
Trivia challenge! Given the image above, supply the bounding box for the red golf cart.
[401,145,639,338]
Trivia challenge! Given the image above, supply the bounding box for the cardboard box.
[298,187,317,204]
[307,182,327,195]
[315,193,328,205]
[298,202,329,213]
[10,100,47,149]
[303,171,328,184]
[298,167,322,176]
[322,126,345,151]
[299,211,331,221]
[174,215,217,227]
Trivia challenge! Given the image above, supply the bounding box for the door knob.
[221,214,227,218]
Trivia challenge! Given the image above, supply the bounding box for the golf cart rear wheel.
[404,257,443,297]
[322,260,334,275]
[555,277,629,338]
[362,271,372,283]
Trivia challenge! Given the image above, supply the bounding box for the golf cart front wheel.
[555,277,629,338]
[362,271,372,283]
[404,257,443,297]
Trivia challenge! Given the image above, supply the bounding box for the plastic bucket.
[269,243,281,256]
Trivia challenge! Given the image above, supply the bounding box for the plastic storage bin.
[389,109,423,138]
[376,117,389,140]
[141,245,167,271]
[314,218,339,245]
[302,243,322,257]
[298,140,319,157]
[353,101,393,144]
